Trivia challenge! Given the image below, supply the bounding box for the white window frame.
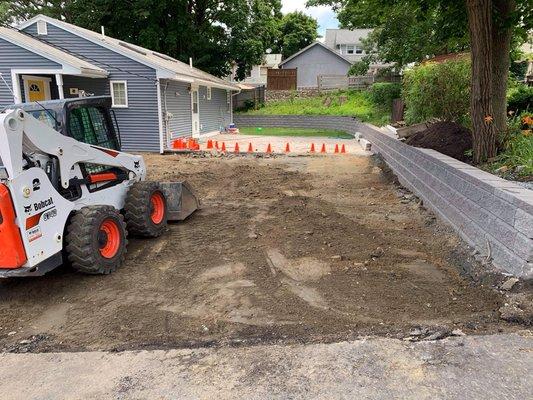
[207,86,212,100]
[346,45,355,55]
[110,80,128,108]
[37,21,47,35]
[355,46,364,55]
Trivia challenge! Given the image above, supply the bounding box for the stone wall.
[234,114,533,278]
[265,89,321,103]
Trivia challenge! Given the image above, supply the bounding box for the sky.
[281,0,339,39]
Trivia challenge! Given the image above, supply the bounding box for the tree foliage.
[276,11,319,59]
[348,60,370,76]
[0,0,285,79]
[308,0,470,67]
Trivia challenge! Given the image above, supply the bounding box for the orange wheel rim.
[150,192,165,224]
[99,219,121,259]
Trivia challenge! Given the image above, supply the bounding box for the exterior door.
[191,86,200,137]
[23,76,52,102]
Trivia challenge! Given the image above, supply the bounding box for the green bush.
[369,82,401,108]
[507,84,533,114]
[348,61,370,76]
[402,59,471,126]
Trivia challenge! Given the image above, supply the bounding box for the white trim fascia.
[10,70,22,103]
[156,79,165,154]
[193,78,239,91]
[18,15,172,76]
[12,68,63,103]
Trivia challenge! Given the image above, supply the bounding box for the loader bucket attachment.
[160,181,199,221]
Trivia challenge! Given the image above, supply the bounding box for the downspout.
[231,88,241,124]
[156,78,165,154]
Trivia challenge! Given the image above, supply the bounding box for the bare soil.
[0,153,520,353]
[406,121,472,161]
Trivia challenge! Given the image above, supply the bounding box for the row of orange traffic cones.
[206,139,347,154]
[171,138,200,151]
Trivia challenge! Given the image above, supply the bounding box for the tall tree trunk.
[467,0,498,163]
[491,0,514,142]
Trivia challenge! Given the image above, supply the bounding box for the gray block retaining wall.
[234,114,533,278]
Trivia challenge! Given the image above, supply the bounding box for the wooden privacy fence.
[317,74,402,91]
[318,75,375,91]
[233,85,265,110]
[267,69,297,90]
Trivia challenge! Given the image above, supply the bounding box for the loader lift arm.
[0,109,146,188]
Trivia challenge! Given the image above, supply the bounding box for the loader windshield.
[68,106,119,150]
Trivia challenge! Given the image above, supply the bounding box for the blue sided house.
[0,15,240,152]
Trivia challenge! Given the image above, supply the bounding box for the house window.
[355,46,364,54]
[207,86,212,100]
[37,21,47,35]
[110,81,128,108]
[346,45,355,55]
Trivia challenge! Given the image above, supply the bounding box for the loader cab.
[3,96,121,151]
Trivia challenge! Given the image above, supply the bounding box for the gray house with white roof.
[324,28,373,63]
[278,29,389,89]
[0,15,239,152]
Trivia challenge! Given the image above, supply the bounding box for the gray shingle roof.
[18,15,239,90]
[0,26,108,77]
[325,29,374,48]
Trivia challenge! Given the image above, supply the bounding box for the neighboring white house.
[229,53,282,86]
[324,29,373,63]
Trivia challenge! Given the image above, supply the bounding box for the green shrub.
[348,60,370,76]
[489,112,533,177]
[402,59,471,126]
[507,84,533,114]
[369,82,401,108]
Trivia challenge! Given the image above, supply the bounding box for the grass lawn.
[238,126,353,139]
[238,90,391,126]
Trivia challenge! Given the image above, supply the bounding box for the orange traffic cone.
[215,141,219,150]
[248,142,254,153]
[341,144,346,154]
[285,143,291,153]
[266,143,272,153]
[310,143,316,153]
[334,144,339,154]
[207,139,213,149]
[320,144,326,153]
[234,142,240,153]
[221,142,226,152]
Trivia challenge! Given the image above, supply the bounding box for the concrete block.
[489,240,528,277]
[513,233,533,262]
[359,139,372,151]
[514,208,533,239]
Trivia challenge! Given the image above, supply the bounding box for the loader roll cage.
[2,96,126,199]
[2,96,122,151]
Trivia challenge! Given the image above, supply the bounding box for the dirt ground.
[0,153,523,353]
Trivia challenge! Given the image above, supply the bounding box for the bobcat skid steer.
[0,96,198,278]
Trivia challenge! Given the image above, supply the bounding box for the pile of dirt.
[406,122,472,161]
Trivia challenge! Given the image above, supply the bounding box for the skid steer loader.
[0,96,198,278]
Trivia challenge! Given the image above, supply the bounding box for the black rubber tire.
[65,206,128,275]
[124,181,168,238]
